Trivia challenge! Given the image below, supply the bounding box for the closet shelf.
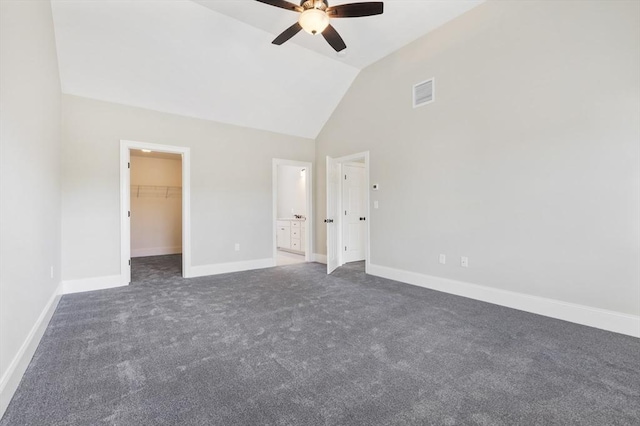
[131,185,182,199]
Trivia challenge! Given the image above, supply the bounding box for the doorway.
[130,150,182,282]
[325,152,370,274]
[120,140,191,284]
[272,159,313,266]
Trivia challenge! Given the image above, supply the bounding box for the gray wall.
[0,0,62,403]
[61,95,315,280]
[315,0,640,315]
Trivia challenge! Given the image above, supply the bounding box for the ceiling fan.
[255,0,384,52]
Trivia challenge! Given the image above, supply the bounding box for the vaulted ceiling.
[51,0,484,139]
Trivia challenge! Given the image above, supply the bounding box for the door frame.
[326,151,371,273]
[120,140,192,283]
[272,159,313,263]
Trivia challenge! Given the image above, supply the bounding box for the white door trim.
[272,159,313,263]
[327,151,371,273]
[120,140,192,282]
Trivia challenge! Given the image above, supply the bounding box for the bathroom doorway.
[272,159,313,266]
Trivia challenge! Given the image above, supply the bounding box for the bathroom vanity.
[276,218,306,254]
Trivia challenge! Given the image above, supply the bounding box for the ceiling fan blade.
[322,24,347,52]
[272,22,303,45]
[255,0,303,13]
[326,2,384,18]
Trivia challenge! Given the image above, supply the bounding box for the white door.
[124,150,132,284]
[342,163,366,263]
[326,156,340,274]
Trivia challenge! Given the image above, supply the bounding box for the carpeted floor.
[2,256,639,425]
[131,254,183,284]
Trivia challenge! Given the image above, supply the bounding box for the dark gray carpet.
[131,254,182,284]
[2,256,639,425]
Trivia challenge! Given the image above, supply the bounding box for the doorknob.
[324,219,334,223]
[359,217,366,221]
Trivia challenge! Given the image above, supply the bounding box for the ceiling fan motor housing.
[300,1,329,11]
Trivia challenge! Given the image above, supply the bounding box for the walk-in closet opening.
[129,150,183,282]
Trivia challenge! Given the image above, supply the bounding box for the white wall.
[315,0,640,317]
[130,155,182,257]
[61,95,315,280]
[0,0,62,413]
[277,165,306,219]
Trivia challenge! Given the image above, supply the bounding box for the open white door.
[326,156,340,274]
[342,163,366,263]
[121,148,132,284]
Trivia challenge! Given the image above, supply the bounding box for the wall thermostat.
[372,184,379,190]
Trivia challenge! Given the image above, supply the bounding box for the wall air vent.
[413,78,434,108]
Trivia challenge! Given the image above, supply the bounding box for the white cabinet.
[276,219,305,254]
[290,221,301,252]
[276,221,291,249]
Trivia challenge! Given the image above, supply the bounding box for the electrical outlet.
[439,254,446,264]
[234,243,240,252]
[50,266,54,279]
[374,201,379,209]
[461,256,469,268]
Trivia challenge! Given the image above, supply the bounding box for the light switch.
[374,201,379,209]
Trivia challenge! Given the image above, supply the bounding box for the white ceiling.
[51,0,484,139]
[196,0,484,69]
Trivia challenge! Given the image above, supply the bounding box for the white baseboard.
[313,253,327,264]
[61,275,127,294]
[189,258,276,278]
[0,282,62,417]
[131,246,182,258]
[368,263,640,338]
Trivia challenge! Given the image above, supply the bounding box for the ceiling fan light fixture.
[257,0,383,52]
[298,8,329,35]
